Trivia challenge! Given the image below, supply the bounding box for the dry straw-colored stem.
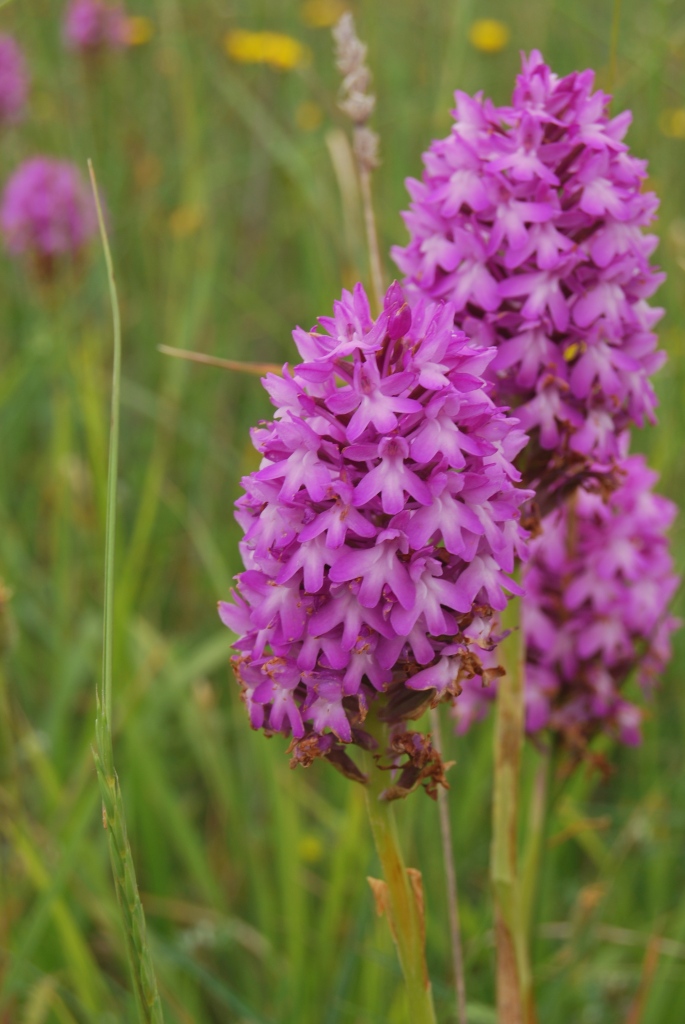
[158,344,282,376]
[358,166,385,314]
[332,13,385,312]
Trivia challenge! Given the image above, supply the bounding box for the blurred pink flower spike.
[1,157,99,279]
[64,0,128,52]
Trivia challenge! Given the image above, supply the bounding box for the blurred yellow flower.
[300,0,347,29]
[298,834,324,863]
[295,100,323,131]
[224,29,310,71]
[658,108,685,139]
[168,204,205,239]
[125,15,155,47]
[468,19,510,54]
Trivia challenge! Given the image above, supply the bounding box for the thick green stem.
[361,727,437,1024]
[491,584,534,1024]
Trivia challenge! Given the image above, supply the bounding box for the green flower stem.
[491,581,534,1024]
[361,717,437,1024]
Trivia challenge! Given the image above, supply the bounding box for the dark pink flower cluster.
[0,34,28,126]
[64,0,128,51]
[219,283,531,764]
[392,51,665,488]
[453,451,679,748]
[1,157,97,268]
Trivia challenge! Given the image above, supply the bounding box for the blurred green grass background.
[1,0,684,1021]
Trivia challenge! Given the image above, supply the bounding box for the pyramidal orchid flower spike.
[393,50,666,505]
[219,282,532,788]
[0,34,29,127]
[454,449,679,753]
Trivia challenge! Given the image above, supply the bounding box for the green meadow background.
[1,1,684,1021]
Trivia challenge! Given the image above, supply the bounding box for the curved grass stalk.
[89,161,165,1024]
